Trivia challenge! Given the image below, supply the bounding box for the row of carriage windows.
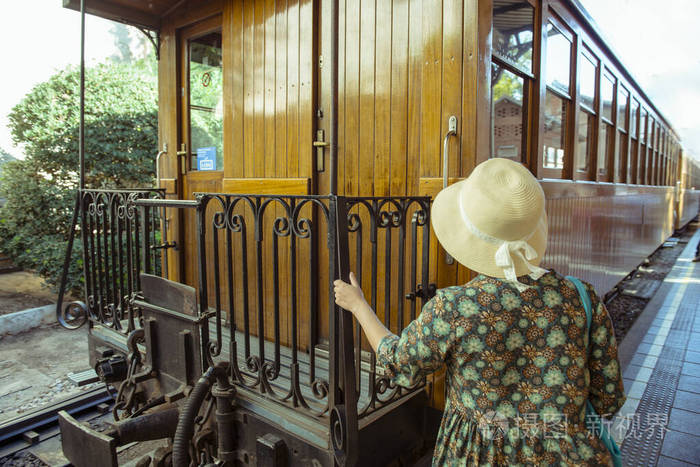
[490,0,680,186]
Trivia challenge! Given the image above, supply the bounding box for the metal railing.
[68,191,433,464]
[76,188,167,333]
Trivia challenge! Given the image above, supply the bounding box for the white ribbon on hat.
[459,196,547,291]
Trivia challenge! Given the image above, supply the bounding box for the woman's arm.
[335,273,456,387]
[333,272,393,353]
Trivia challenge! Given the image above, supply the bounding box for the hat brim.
[430,181,548,278]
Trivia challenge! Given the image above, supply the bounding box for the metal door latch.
[176,143,187,175]
[313,129,329,172]
[405,283,437,301]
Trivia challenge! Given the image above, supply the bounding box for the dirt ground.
[0,270,94,426]
[0,272,56,315]
[0,325,93,425]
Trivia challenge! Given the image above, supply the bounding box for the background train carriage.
[57,0,700,465]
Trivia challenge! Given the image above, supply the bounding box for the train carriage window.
[491,63,527,162]
[493,0,535,74]
[630,138,639,184]
[576,108,594,175]
[542,92,567,170]
[601,71,615,122]
[616,86,629,183]
[187,31,223,171]
[541,16,572,176]
[598,122,613,181]
[615,129,628,183]
[579,49,598,112]
[629,99,639,184]
[618,86,629,131]
[596,71,615,182]
[650,118,657,184]
[639,109,648,184]
[545,21,572,96]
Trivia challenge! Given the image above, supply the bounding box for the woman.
[334,159,626,466]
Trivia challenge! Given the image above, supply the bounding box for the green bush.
[0,61,158,293]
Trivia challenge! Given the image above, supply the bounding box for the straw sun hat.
[431,158,548,288]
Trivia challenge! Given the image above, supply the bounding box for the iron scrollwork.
[76,188,166,335]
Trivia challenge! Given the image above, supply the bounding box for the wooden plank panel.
[221,177,310,194]
[158,178,177,194]
[419,0,442,179]
[474,0,491,166]
[243,0,255,178]
[336,0,347,196]
[390,0,409,197]
[406,0,423,196]
[253,0,265,178]
[460,0,478,176]
[372,0,392,334]
[228,0,245,178]
[374,0,391,198]
[276,0,289,178]
[264,0,277,177]
[358,0,376,197]
[287,0,300,178]
[298,0,314,179]
[343,0,360,195]
[441,0,462,179]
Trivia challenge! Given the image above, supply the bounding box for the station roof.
[62,0,181,30]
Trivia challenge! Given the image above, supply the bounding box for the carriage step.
[67,369,100,386]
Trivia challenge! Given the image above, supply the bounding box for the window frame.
[639,108,648,184]
[179,16,225,174]
[616,85,630,183]
[596,68,616,182]
[490,56,532,164]
[538,10,575,179]
[629,98,640,184]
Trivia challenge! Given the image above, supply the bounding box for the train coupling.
[58,405,179,467]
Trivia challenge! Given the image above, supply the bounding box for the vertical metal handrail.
[55,190,88,329]
[331,196,359,466]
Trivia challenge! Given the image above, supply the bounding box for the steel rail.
[0,386,111,447]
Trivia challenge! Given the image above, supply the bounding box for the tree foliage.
[8,61,157,187]
[0,60,158,292]
[0,148,16,178]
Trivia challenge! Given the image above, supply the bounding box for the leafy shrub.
[0,61,158,293]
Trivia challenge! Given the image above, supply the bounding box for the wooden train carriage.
[60,0,700,465]
[66,0,698,293]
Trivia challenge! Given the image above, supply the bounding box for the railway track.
[0,386,112,463]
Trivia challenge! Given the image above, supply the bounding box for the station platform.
[614,224,700,466]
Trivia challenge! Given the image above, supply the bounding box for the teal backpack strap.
[566,275,592,334]
[565,275,623,467]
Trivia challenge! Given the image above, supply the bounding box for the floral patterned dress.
[376,270,626,466]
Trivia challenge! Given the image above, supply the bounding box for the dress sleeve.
[585,283,626,418]
[375,289,457,387]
